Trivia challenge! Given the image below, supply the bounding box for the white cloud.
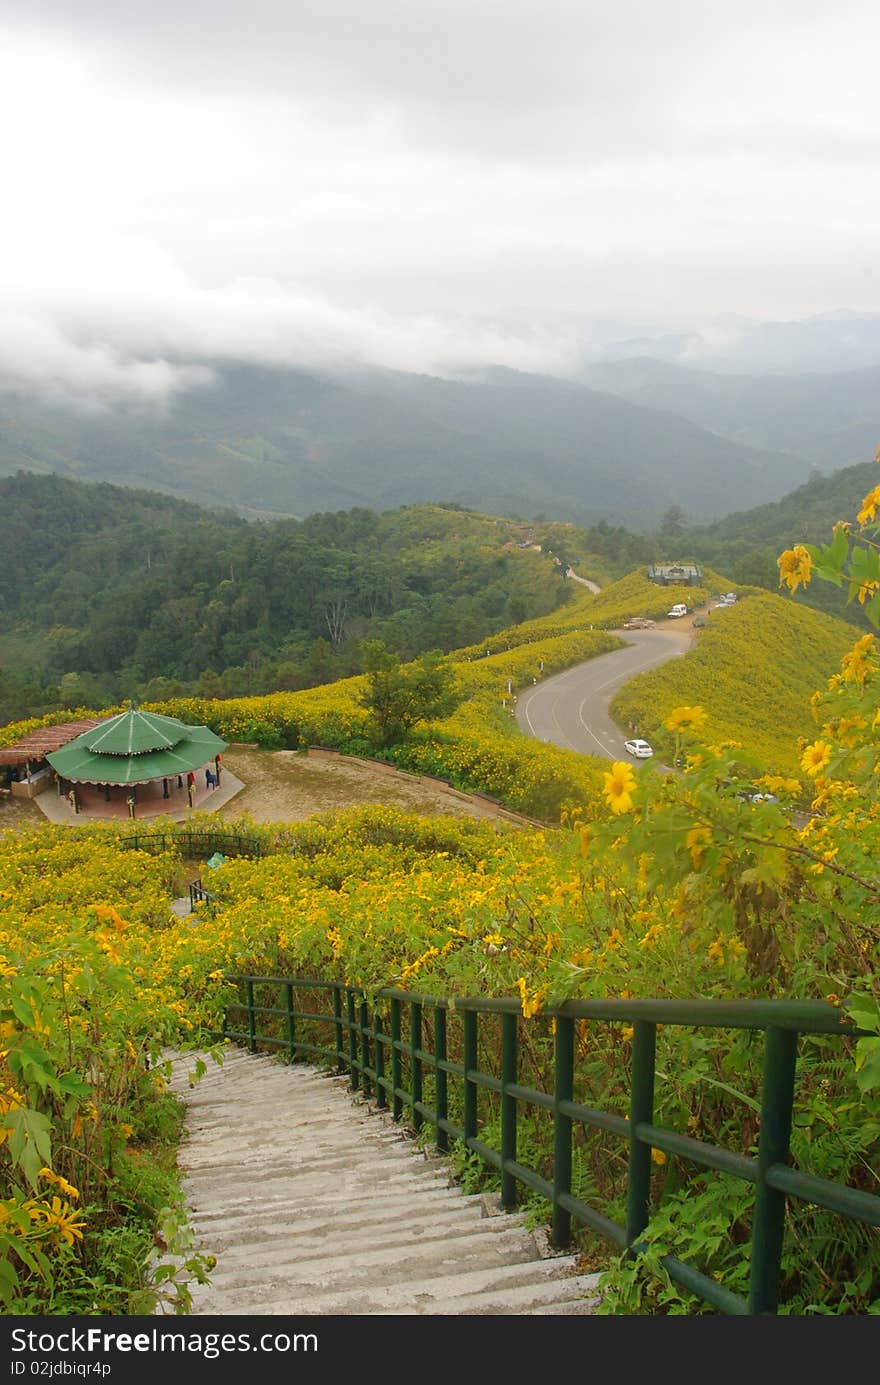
[0,1,879,403]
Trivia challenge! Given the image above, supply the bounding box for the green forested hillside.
[0,474,580,722]
[686,461,877,624]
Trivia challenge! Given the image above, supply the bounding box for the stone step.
[164,1050,601,1317]
[187,1198,522,1251]
[186,1183,489,1227]
[190,1254,595,1317]
[203,1222,542,1287]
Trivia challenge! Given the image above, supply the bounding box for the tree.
[358,641,460,748]
[660,505,687,539]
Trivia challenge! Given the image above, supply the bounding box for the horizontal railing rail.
[211,976,878,1317]
[120,829,264,858]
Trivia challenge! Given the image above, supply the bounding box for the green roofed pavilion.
[47,708,226,786]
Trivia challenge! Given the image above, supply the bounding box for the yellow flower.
[856,579,880,605]
[840,633,875,686]
[638,923,664,949]
[777,545,813,592]
[857,485,880,526]
[621,1024,634,1042]
[603,762,636,815]
[651,1148,667,1166]
[34,1197,87,1247]
[664,705,707,733]
[517,976,545,1020]
[686,824,713,869]
[38,1168,80,1201]
[801,740,832,778]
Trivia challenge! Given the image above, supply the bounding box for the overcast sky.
[2,0,879,402]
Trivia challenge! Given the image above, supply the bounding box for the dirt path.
[216,747,520,826]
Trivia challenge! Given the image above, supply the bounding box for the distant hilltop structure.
[648,562,703,586]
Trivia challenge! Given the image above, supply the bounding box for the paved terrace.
[34,769,245,824]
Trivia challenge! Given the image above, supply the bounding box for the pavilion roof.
[80,707,190,755]
[47,718,227,786]
[0,720,103,767]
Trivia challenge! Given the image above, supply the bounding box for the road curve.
[515,621,696,763]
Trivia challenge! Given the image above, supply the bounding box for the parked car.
[622,616,656,629]
[623,738,654,758]
[692,615,707,628]
[667,603,687,618]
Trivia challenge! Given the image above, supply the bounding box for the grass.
[611,591,858,774]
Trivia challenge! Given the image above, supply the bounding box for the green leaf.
[5,1107,53,1190]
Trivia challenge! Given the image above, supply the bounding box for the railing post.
[285,982,296,1062]
[391,998,403,1121]
[246,979,256,1054]
[333,986,344,1072]
[434,1005,448,1153]
[500,1011,518,1209]
[626,1020,657,1246]
[463,1008,478,1146]
[360,998,372,1099]
[374,1009,386,1109]
[552,1013,575,1247]
[748,1026,798,1315]
[347,990,358,1090]
[411,1000,423,1132]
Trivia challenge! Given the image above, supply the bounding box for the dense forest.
[5,457,866,727]
[2,473,644,722]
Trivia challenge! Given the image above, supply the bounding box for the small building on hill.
[647,562,703,586]
[44,706,228,821]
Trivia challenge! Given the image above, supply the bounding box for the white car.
[667,603,688,618]
[623,738,654,759]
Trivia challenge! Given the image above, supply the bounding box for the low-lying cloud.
[0,267,582,409]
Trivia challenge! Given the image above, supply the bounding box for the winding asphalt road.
[515,620,697,764]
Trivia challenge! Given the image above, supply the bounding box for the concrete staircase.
[167,1047,601,1316]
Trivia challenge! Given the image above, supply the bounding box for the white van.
[667,603,687,618]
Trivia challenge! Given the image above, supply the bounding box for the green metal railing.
[215,977,879,1316]
[121,829,263,858]
[188,878,218,911]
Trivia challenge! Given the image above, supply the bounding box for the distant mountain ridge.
[585,357,880,468]
[0,361,817,530]
[589,310,880,375]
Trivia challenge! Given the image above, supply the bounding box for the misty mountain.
[590,310,880,376]
[0,363,816,529]
[584,357,880,469]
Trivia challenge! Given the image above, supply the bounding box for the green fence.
[216,976,879,1316]
[120,829,263,859]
